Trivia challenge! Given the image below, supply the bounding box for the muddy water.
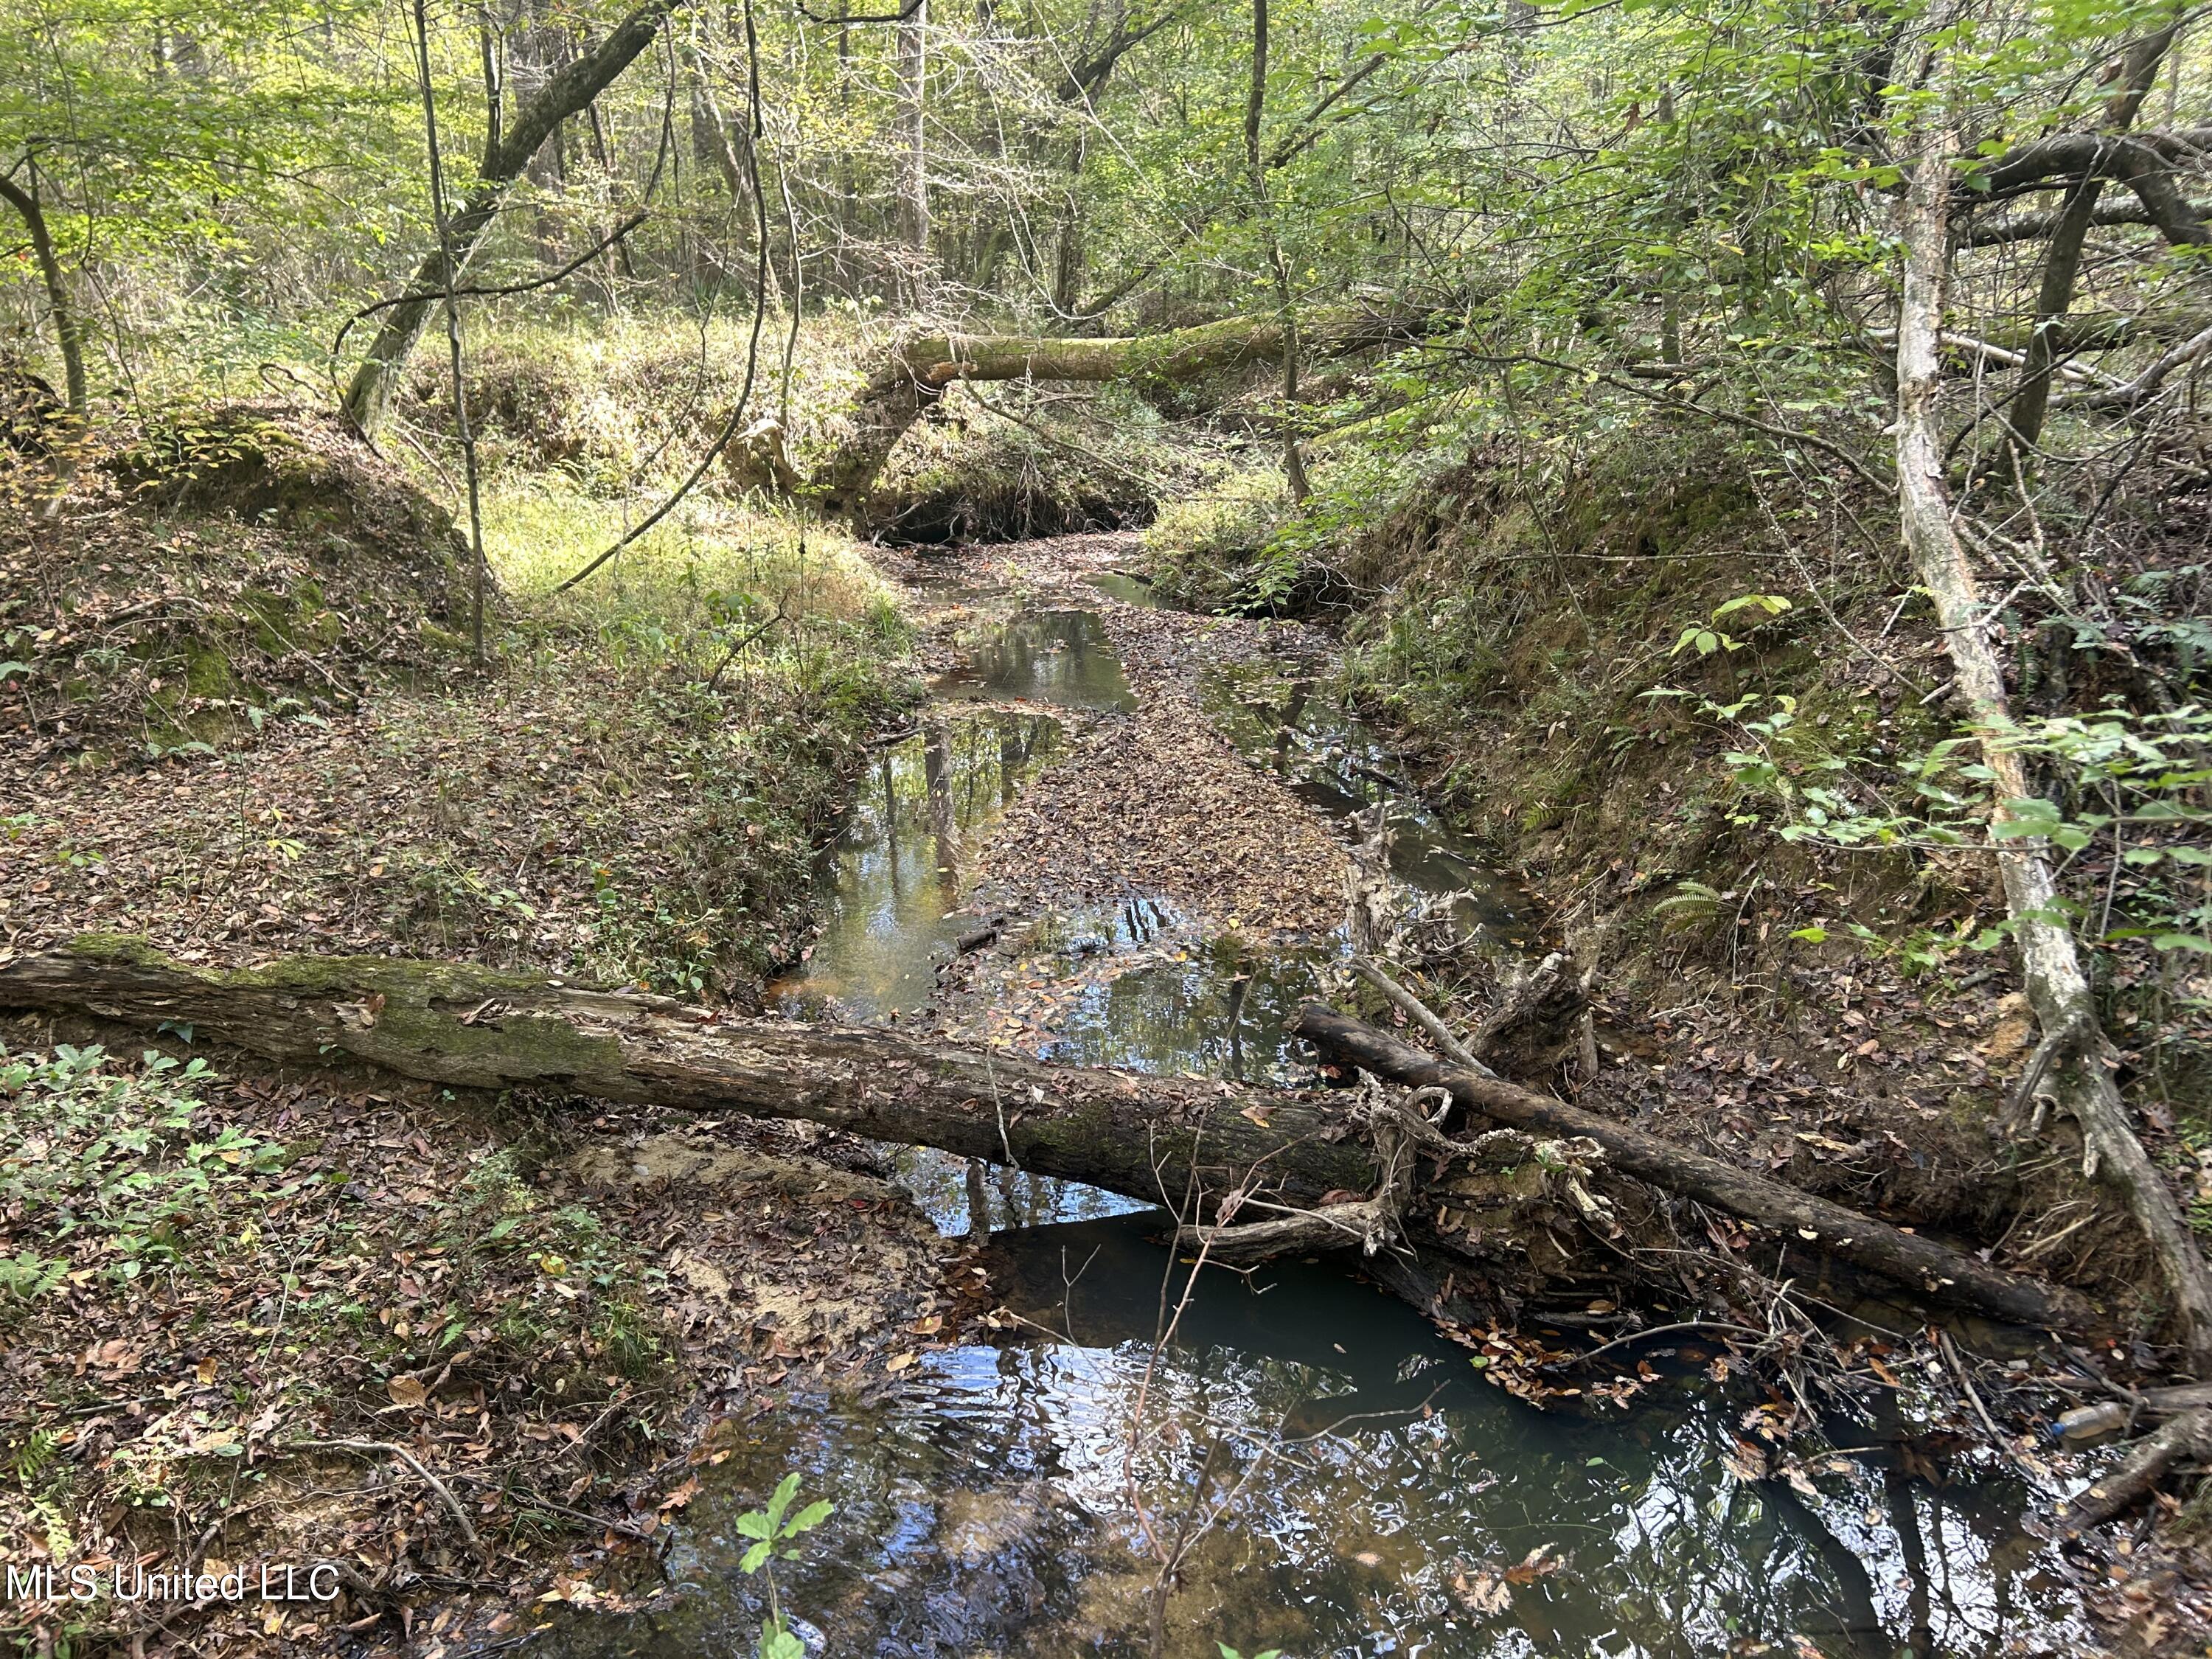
[545,1213,2081,1658]
[596,571,2087,1658]
[773,709,1062,1022]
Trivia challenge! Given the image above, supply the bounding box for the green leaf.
[766,1472,801,1528]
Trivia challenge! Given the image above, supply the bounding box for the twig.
[1937,1328,2053,1493]
[703,608,783,690]
[1347,956,1495,1076]
[1548,1317,1772,1368]
[279,1439,484,1557]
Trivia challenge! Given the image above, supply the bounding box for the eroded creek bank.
[540,531,2090,1658]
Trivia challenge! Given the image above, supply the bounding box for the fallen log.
[0,936,2104,1339]
[1291,1003,2103,1337]
[802,308,1422,518]
[0,936,1373,1216]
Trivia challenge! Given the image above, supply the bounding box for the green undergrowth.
[0,1037,674,1647]
[392,310,1189,542]
[260,479,923,995]
[1142,463,1297,611]
[392,309,869,492]
[1284,411,2211,1124]
[6,394,917,1001]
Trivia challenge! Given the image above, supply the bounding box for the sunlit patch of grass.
[481,473,907,667]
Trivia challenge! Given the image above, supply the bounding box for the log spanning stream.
[550,559,2087,1657]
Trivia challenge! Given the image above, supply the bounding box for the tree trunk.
[1245,0,1310,500]
[895,0,929,295]
[0,170,87,425]
[2009,10,2183,455]
[1290,1005,2101,1336]
[341,0,682,437]
[1895,114,2212,1370]
[0,935,1372,1214]
[0,936,2104,1338]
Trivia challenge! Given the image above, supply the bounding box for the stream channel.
[545,556,2088,1657]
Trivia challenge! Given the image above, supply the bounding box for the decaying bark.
[1895,119,2212,1369]
[0,936,1371,1216]
[342,0,683,437]
[0,936,2108,1339]
[1290,1004,2101,1335]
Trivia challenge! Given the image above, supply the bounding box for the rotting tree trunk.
[0,936,2104,1339]
[1290,1004,2101,1336]
[0,935,1373,1214]
[341,0,682,438]
[1896,116,2212,1371]
[803,307,1409,517]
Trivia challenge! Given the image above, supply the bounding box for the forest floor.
[891,531,1351,933]
[0,417,984,1658]
[7,419,2212,1655]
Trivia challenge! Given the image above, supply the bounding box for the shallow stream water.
[602,564,2087,1657]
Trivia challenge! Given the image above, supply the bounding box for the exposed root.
[2060,1408,2212,1533]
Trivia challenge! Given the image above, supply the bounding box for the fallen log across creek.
[1290,1004,2104,1337]
[0,935,2102,1341]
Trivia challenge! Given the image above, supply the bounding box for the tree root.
[2059,1408,2212,1533]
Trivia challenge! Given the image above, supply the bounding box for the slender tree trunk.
[1896,108,2212,1370]
[2010,10,2183,456]
[896,0,930,297]
[0,168,87,424]
[0,164,90,518]
[412,0,490,663]
[692,49,779,305]
[343,0,682,437]
[1051,129,1086,316]
[1246,0,1310,499]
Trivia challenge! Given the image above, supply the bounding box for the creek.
[558,555,2086,1658]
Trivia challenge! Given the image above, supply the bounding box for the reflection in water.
[976,914,1331,1085]
[537,1214,2084,1658]
[773,710,1061,1020]
[1084,569,1175,609]
[935,608,1139,711]
[1200,663,1532,948]
[648,594,2087,1659]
